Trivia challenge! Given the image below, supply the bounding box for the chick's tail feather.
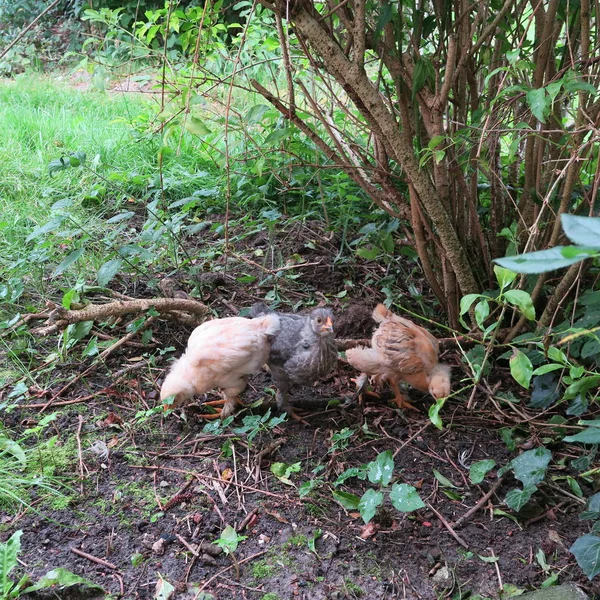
[346,346,382,375]
[256,313,280,337]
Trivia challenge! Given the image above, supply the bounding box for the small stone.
[517,584,588,600]
[159,480,170,488]
[152,538,166,555]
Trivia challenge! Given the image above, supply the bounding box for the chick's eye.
[316,317,322,324]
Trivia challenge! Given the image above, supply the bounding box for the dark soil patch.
[2,216,598,600]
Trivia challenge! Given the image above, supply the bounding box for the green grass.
[0,74,221,305]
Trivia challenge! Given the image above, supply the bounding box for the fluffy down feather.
[160,314,280,417]
[346,304,450,410]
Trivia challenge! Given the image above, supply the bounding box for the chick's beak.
[321,316,334,333]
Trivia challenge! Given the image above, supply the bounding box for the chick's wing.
[187,316,277,376]
[374,320,438,374]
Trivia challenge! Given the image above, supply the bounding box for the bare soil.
[2,216,598,600]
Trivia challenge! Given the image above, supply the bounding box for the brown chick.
[160,314,280,418]
[346,304,450,411]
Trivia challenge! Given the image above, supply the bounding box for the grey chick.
[249,302,337,421]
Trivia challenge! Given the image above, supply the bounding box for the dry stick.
[176,533,200,558]
[193,550,268,598]
[70,547,118,571]
[426,502,469,549]
[75,415,85,494]
[239,508,259,531]
[0,0,61,61]
[451,477,505,529]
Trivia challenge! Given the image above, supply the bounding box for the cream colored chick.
[346,304,450,411]
[160,314,280,418]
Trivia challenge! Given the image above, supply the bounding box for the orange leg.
[389,378,420,412]
[198,398,240,420]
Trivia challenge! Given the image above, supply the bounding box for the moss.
[260,594,280,600]
[344,579,364,596]
[252,560,278,579]
[285,534,307,548]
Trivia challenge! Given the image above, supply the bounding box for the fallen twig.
[176,533,200,557]
[193,550,268,598]
[70,547,118,570]
[427,502,469,549]
[452,477,505,529]
[31,297,209,336]
[75,415,85,494]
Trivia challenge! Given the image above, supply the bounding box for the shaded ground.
[1,216,598,600]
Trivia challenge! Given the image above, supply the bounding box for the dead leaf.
[359,522,380,539]
[264,509,289,524]
[221,468,233,481]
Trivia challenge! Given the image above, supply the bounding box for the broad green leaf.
[412,57,434,100]
[561,246,599,259]
[185,116,211,137]
[53,247,85,277]
[529,373,560,409]
[564,427,600,444]
[474,300,490,328]
[460,293,481,315]
[264,127,294,145]
[509,350,533,388]
[356,247,380,261]
[22,568,104,593]
[469,459,496,484]
[26,218,63,242]
[153,574,176,600]
[390,483,425,512]
[358,488,384,524]
[570,534,600,580]
[307,529,322,556]
[505,485,537,511]
[97,259,122,287]
[428,396,447,430]
[106,211,135,224]
[503,289,535,320]
[270,461,301,486]
[367,450,394,486]
[0,437,27,467]
[246,104,271,124]
[495,246,588,273]
[561,214,600,247]
[526,87,548,123]
[580,493,600,521]
[532,364,563,376]
[0,529,22,582]
[332,490,360,510]
[433,469,458,488]
[511,447,552,487]
[494,265,517,289]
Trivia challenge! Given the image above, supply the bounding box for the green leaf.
[469,459,496,484]
[356,247,380,261]
[526,87,548,123]
[22,568,104,593]
[564,427,600,444]
[307,529,322,556]
[389,483,425,512]
[494,265,517,289]
[358,488,384,524]
[412,57,434,100]
[184,116,211,136]
[332,490,361,510]
[505,485,538,511]
[246,104,271,124]
[26,218,63,242]
[511,447,552,486]
[97,259,122,287]
[270,461,301,486]
[510,350,533,388]
[433,469,458,488]
[503,289,535,320]
[570,534,600,580]
[153,574,176,600]
[264,127,294,145]
[495,246,589,273]
[561,214,600,247]
[0,437,27,467]
[580,493,600,521]
[460,293,481,315]
[532,364,564,376]
[0,529,22,583]
[53,247,85,277]
[428,396,447,430]
[367,450,394,486]
[474,300,490,328]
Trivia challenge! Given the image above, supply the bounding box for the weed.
[259,594,280,600]
[285,534,308,548]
